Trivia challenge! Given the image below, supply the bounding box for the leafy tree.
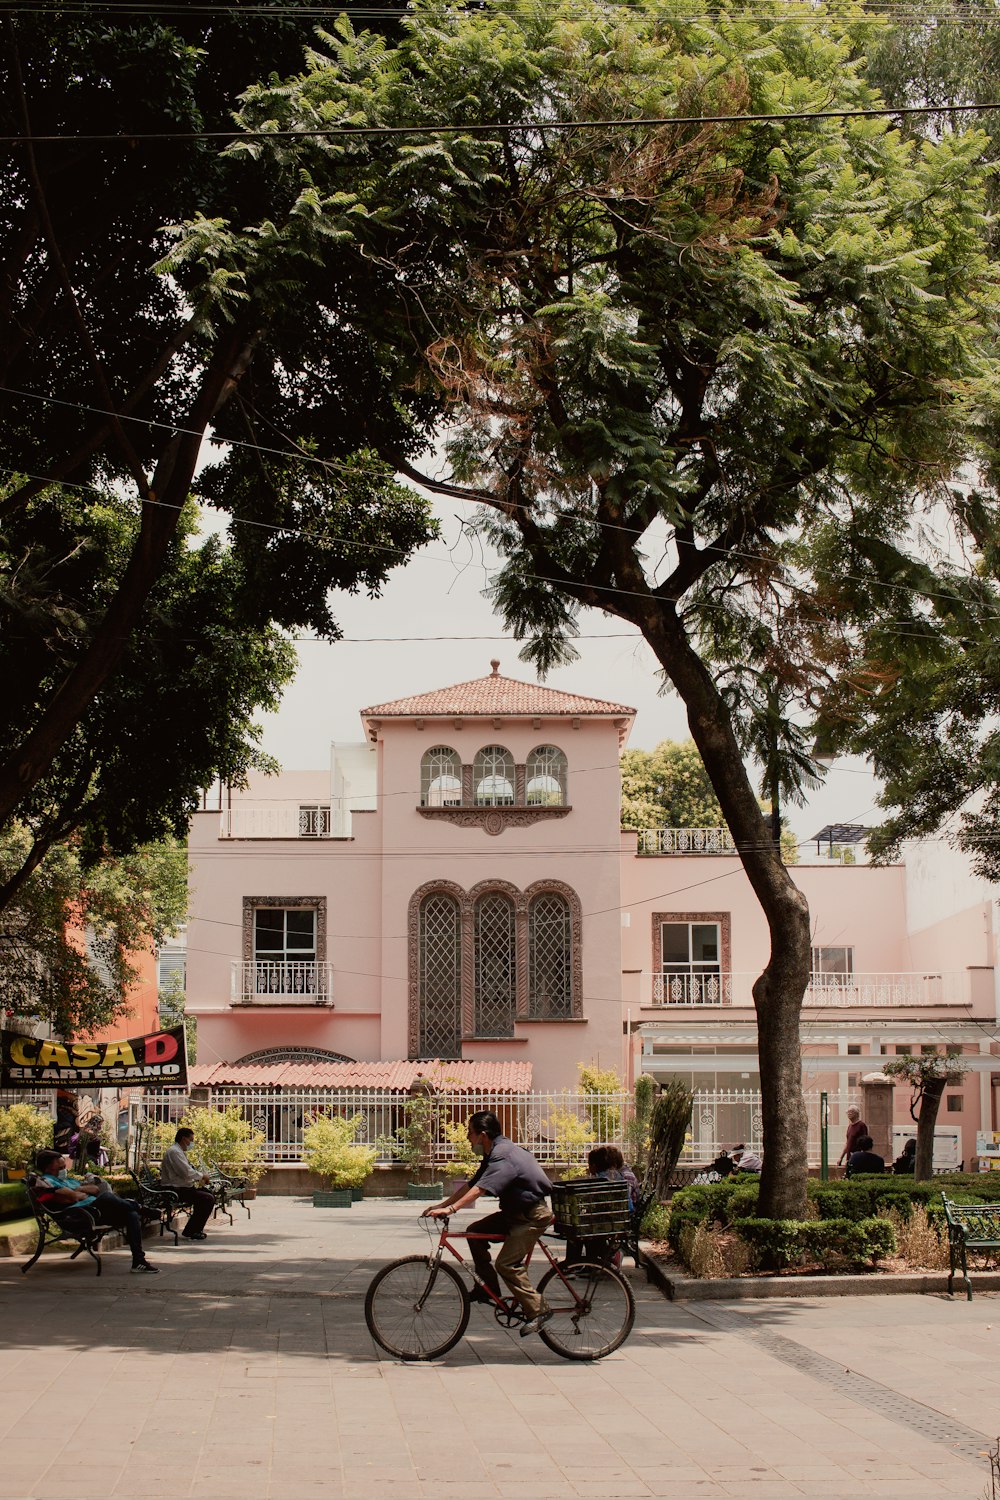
[0,2,435,843]
[882,1055,966,1182]
[621,741,724,831]
[241,0,999,1216]
[0,830,186,1036]
[0,495,296,911]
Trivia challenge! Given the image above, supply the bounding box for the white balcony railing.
[637,827,737,855]
[231,961,334,1005]
[220,806,341,839]
[646,970,967,1008]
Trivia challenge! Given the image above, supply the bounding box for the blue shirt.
[37,1173,96,1210]
[469,1135,552,1213]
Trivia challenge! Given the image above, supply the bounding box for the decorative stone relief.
[417,805,571,835]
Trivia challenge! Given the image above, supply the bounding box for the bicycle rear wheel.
[536,1261,635,1361]
[364,1255,470,1361]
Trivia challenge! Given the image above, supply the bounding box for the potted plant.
[0,1103,54,1179]
[401,1088,443,1200]
[303,1114,376,1207]
[442,1120,479,1196]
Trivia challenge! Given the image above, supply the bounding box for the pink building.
[185,663,1000,1164]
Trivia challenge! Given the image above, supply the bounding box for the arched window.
[528,892,572,1018]
[473,745,515,806]
[420,746,462,808]
[417,892,461,1056]
[526,745,567,806]
[474,892,516,1036]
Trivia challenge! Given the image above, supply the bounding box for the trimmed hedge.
[668,1172,996,1274]
[736,1216,896,1271]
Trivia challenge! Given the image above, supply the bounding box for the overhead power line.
[4,98,1000,145]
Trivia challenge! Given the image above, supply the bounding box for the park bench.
[21,1173,116,1277]
[125,1168,184,1244]
[942,1194,1000,1300]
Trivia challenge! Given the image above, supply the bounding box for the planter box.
[350,1187,363,1202]
[406,1183,443,1201]
[313,1190,352,1208]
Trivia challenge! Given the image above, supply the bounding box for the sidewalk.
[0,1197,995,1500]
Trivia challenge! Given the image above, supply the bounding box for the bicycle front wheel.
[364,1255,470,1361]
[536,1261,635,1361]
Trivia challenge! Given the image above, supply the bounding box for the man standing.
[424,1112,554,1336]
[159,1128,216,1240]
[837,1107,868,1168]
[33,1150,159,1274]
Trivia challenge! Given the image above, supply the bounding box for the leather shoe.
[181,1230,208,1241]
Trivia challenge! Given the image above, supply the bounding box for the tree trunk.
[914,1078,946,1182]
[0,330,257,838]
[642,604,812,1219]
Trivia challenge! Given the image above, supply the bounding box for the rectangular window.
[659,921,724,1003]
[847,1044,862,1055]
[895,1044,912,1055]
[946,1095,964,1112]
[811,947,854,984]
[252,908,318,996]
[298,805,331,837]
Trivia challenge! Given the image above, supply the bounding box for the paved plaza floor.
[0,1197,996,1500]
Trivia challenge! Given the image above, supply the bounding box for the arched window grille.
[528,893,572,1018]
[473,745,515,806]
[420,746,463,808]
[474,892,516,1037]
[525,745,567,806]
[418,892,461,1056]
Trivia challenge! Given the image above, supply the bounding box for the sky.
[249,495,883,846]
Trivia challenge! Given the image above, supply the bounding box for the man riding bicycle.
[423,1111,554,1335]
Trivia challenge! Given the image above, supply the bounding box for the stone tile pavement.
[0,1198,996,1500]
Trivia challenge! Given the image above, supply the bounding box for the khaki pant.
[468,1201,554,1318]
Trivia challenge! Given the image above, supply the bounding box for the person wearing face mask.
[32,1149,159,1274]
[423,1111,554,1336]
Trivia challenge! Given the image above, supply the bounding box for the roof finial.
[490,658,500,676]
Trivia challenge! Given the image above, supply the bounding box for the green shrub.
[640,1201,671,1240]
[735,1215,896,1271]
[727,1182,761,1220]
[0,1104,53,1170]
[303,1114,376,1190]
[0,1182,28,1219]
[153,1104,267,1184]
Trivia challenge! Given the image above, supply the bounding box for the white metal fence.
[131,1085,858,1169]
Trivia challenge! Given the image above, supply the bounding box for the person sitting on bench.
[34,1149,159,1275]
[158,1128,216,1241]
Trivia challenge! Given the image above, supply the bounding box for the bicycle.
[364,1214,636,1362]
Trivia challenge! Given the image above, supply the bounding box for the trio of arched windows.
[420,744,568,808]
[412,881,579,1057]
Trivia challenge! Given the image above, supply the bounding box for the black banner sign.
[1,1025,187,1088]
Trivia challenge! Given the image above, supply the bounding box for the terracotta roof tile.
[362,666,634,723]
[188,1059,532,1092]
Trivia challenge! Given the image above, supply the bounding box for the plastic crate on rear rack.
[551,1178,630,1240]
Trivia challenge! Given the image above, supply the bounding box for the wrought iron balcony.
[645,970,970,1008]
[231,961,334,1005]
[637,827,737,856]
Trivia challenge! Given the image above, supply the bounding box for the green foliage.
[620,742,723,831]
[0,3,437,848]
[442,1121,480,1177]
[156,1104,267,1185]
[0,1182,29,1219]
[640,1200,671,1241]
[158,969,196,1068]
[0,829,186,1034]
[579,1064,622,1141]
[545,1107,591,1167]
[646,1081,693,1200]
[734,1216,896,1272]
[625,1073,656,1179]
[303,1113,376,1190]
[399,1093,440,1182]
[0,1104,53,1170]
